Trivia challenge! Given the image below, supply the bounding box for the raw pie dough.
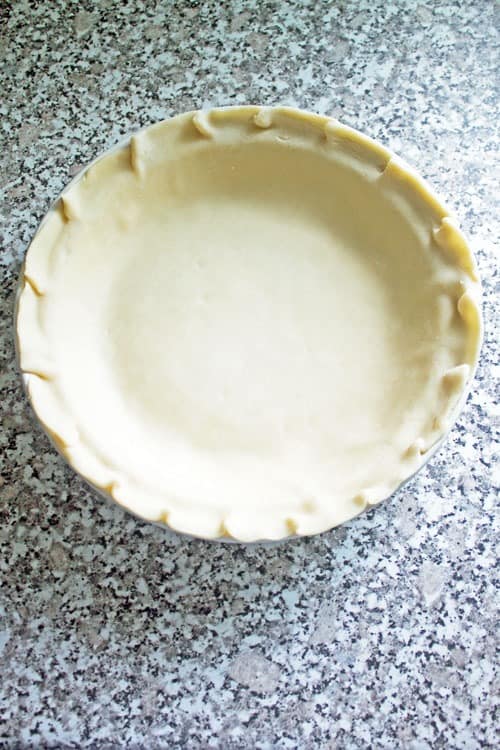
[16,106,482,541]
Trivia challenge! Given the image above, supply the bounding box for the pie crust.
[15,106,482,541]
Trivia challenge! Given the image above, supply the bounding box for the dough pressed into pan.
[16,107,482,541]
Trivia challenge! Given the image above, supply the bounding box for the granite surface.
[0,0,499,748]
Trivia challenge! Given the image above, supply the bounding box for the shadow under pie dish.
[15,106,482,542]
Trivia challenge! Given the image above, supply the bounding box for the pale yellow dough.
[16,106,482,541]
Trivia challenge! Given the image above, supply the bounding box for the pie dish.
[15,106,482,542]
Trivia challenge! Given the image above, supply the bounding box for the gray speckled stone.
[0,1,498,748]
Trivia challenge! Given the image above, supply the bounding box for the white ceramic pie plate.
[15,106,482,542]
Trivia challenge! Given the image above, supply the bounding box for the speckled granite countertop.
[0,1,498,748]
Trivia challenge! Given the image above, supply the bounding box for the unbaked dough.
[16,107,482,541]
